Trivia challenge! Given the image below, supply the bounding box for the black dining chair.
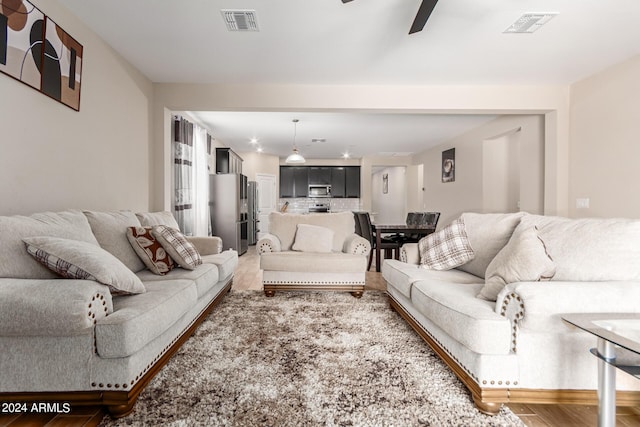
[355,212,400,271]
[391,212,440,245]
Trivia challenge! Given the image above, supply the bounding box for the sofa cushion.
[260,251,367,273]
[418,218,474,270]
[126,226,175,275]
[136,211,181,229]
[410,280,512,355]
[268,211,355,252]
[457,212,525,279]
[201,250,238,282]
[23,237,146,295]
[0,210,99,279]
[382,259,483,300]
[292,224,334,253]
[84,211,146,273]
[137,263,219,299]
[95,279,197,358]
[152,225,203,270]
[478,226,556,301]
[520,215,640,282]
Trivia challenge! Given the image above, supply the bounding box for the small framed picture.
[442,148,455,183]
[382,173,388,194]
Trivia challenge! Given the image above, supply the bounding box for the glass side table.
[562,313,640,427]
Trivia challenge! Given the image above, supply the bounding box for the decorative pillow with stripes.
[126,226,175,275]
[151,225,202,270]
[418,218,475,271]
[23,236,146,295]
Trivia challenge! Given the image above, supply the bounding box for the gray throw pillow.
[23,236,146,295]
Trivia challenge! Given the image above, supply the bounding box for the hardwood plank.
[0,413,20,427]
[517,414,553,427]
[6,412,55,427]
[45,416,93,427]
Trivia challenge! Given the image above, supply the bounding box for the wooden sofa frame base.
[0,279,233,419]
[263,283,364,298]
[388,295,640,415]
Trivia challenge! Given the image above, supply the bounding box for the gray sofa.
[258,211,370,297]
[0,210,238,417]
[383,212,640,414]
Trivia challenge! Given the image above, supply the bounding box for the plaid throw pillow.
[418,218,474,270]
[151,225,202,270]
[127,226,175,275]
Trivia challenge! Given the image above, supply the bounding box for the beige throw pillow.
[292,224,335,253]
[152,225,202,270]
[478,226,556,301]
[418,218,474,270]
[23,236,146,295]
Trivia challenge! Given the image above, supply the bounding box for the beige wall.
[411,115,545,227]
[569,55,640,218]
[152,84,570,215]
[0,0,153,215]
[238,151,280,182]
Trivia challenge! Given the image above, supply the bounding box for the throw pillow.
[478,226,556,301]
[418,218,475,270]
[23,236,146,295]
[135,211,181,229]
[151,225,202,270]
[291,224,335,253]
[126,226,175,275]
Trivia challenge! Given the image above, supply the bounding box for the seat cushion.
[383,259,482,300]
[95,280,197,358]
[410,280,512,355]
[201,250,238,282]
[137,263,219,299]
[260,251,366,273]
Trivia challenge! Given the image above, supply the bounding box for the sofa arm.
[0,278,113,336]
[343,234,371,256]
[496,281,640,350]
[257,233,281,254]
[400,243,420,265]
[186,236,223,255]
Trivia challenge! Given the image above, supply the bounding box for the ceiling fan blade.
[341,0,354,3]
[409,0,439,34]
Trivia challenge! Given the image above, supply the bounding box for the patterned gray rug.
[101,291,524,426]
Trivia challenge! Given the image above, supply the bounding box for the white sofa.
[258,211,370,297]
[0,210,238,417]
[383,212,640,414]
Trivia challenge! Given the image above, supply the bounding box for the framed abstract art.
[0,0,83,110]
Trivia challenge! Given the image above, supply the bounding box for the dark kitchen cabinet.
[279,166,308,198]
[330,167,346,198]
[345,166,361,198]
[308,167,331,185]
[215,148,243,174]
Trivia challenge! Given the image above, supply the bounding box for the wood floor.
[3,246,639,427]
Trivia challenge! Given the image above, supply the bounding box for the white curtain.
[173,116,211,236]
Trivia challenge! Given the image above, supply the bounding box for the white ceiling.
[59,0,640,158]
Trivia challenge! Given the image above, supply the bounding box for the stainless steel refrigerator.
[247,181,259,245]
[209,174,248,255]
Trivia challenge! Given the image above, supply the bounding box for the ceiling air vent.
[221,10,259,32]
[504,13,556,33]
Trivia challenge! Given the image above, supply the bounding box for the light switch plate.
[576,198,590,209]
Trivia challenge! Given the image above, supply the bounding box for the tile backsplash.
[278,198,361,214]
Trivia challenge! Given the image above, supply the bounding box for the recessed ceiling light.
[250,138,258,144]
[342,152,350,159]
[257,147,263,153]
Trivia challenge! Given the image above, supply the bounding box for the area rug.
[101,291,524,426]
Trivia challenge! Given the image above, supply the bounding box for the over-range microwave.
[308,185,331,198]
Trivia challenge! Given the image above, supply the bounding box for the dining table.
[371,224,436,272]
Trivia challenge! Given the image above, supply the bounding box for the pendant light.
[285,119,305,164]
